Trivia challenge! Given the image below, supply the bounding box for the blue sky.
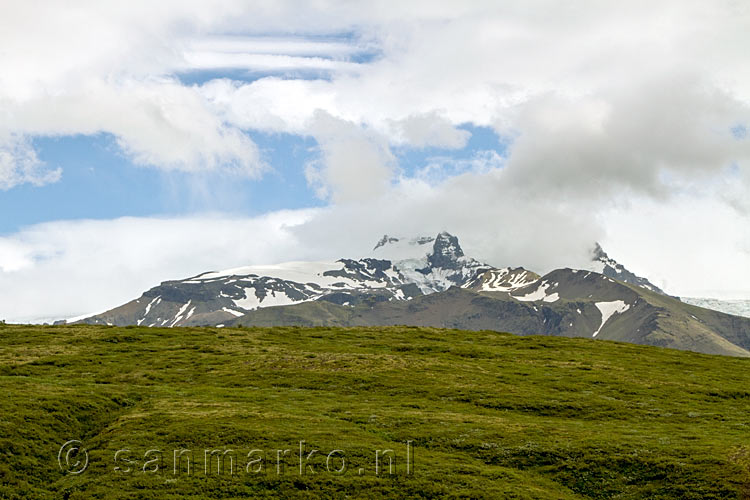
[0,132,321,233]
[1,124,506,234]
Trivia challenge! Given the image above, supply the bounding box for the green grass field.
[0,323,749,499]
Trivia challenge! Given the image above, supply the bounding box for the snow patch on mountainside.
[144,296,160,317]
[234,288,299,310]
[397,261,453,293]
[222,307,244,317]
[515,281,560,303]
[477,268,539,292]
[593,300,631,337]
[191,260,405,293]
[170,300,192,327]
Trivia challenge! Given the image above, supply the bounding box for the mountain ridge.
[589,243,667,295]
[70,232,750,357]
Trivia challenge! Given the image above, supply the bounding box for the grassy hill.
[0,323,749,499]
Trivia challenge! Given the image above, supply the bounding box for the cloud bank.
[2,1,749,188]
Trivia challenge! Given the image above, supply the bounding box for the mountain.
[72,232,750,357]
[75,232,491,327]
[589,246,750,319]
[223,268,750,357]
[589,243,667,294]
[75,232,504,327]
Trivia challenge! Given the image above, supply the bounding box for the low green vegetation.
[0,323,748,499]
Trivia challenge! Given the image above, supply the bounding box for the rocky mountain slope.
[223,267,750,357]
[73,232,750,356]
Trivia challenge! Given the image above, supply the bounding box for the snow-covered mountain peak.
[370,232,488,292]
[429,231,465,266]
[373,231,469,267]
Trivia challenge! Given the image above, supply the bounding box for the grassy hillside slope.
[0,324,749,499]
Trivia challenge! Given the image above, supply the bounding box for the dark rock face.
[373,235,400,251]
[416,232,469,278]
[427,232,465,269]
[412,232,489,286]
[398,283,423,299]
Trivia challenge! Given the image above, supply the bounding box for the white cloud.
[0,238,36,273]
[304,111,395,202]
[185,36,363,58]
[0,1,261,186]
[0,135,61,190]
[599,195,750,299]
[186,1,750,213]
[413,150,504,185]
[498,75,750,201]
[292,169,605,276]
[387,112,471,149]
[4,1,750,178]
[5,78,264,176]
[200,77,336,134]
[0,211,316,323]
[181,53,361,73]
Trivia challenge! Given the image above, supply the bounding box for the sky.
[1,1,749,322]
